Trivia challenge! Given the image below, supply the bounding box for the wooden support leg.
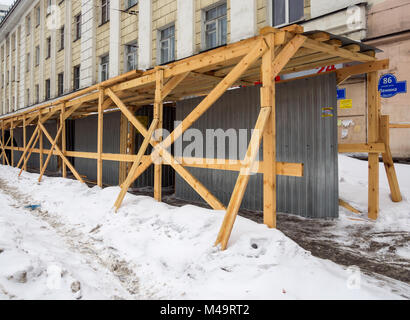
[154,68,164,202]
[1,122,4,165]
[61,105,67,178]
[23,116,27,171]
[215,107,271,250]
[261,32,277,229]
[97,90,104,187]
[119,113,128,185]
[19,131,40,176]
[380,115,402,202]
[39,116,44,173]
[367,71,380,219]
[10,120,14,167]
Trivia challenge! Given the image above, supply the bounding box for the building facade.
[0,0,409,157]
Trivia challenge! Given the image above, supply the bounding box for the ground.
[0,155,409,299]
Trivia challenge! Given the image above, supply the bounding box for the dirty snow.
[0,155,409,299]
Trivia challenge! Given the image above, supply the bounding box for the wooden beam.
[97,89,104,187]
[389,123,410,129]
[339,199,361,214]
[161,72,190,99]
[119,113,128,185]
[380,115,402,202]
[10,120,13,166]
[38,122,84,183]
[23,115,27,171]
[154,68,164,202]
[61,105,67,178]
[338,143,386,153]
[261,32,277,229]
[16,126,40,169]
[308,32,330,42]
[18,130,40,175]
[303,38,376,62]
[336,59,389,85]
[215,107,271,250]
[39,114,43,174]
[367,71,380,220]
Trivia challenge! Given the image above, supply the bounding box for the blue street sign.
[337,88,346,100]
[378,74,407,98]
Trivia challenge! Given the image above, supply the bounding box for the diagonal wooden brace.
[0,136,11,166]
[38,122,84,183]
[18,130,40,176]
[38,125,64,182]
[114,119,159,211]
[215,107,271,250]
[106,88,226,211]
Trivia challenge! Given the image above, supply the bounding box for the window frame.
[45,78,51,100]
[270,0,305,28]
[125,0,138,10]
[60,25,65,51]
[100,54,110,82]
[124,42,138,72]
[202,2,227,51]
[46,37,51,59]
[57,72,64,96]
[101,0,110,25]
[35,46,40,66]
[158,24,175,65]
[74,14,81,41]
[73,65,80,90]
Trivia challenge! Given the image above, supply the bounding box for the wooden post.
[39,113,43,173]
[119,113,128,185]
[154,68,164,201]
[367,71,379,220]
[380,115,402,202]
[23,115,27,171]
[10,120,14,167]
[1,121,4,165]
[61,104,67,178]
[261,32,277,229]
[97,89,104,187]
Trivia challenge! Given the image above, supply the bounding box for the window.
[26,89,30,105]
[125,43,137,71]
[46,37,51,59]
[26,53,30,72]
[73,65,80,90]
[36,6,40,26]
[26,16,31,35]
[45,79,51,100]
[204,3,227,50]
[74,14,81,40]
[101,0,110,24]
[272,0,304,27]
[58,73,64,96]
[100,55,109,81]
[60,26,65,50]
[35,84,39,103]
[12,66,15,82]
[35,46,40,66]
[159,25,175,64]
[47,0,52,15]
[125,0,138,9]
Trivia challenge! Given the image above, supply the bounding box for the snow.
[0,155,409,299]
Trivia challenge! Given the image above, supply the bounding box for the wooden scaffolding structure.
[0,25,402,249]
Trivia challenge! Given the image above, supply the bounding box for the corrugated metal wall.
[175,73,338,219]
[73,111,121,186]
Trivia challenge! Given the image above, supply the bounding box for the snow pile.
[0,155,409,299]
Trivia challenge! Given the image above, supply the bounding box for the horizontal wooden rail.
[338,143,386,153]
[390,123,410,129]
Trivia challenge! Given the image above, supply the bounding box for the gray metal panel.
[73,112,120,186]
[175,73,338,219]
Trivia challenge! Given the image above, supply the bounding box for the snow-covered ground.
[0,155,409,299]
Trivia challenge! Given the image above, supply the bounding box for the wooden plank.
[338,143,385,153]
[114,119,159,211]
[380,115,402,202]
[367,71,380,220]
[39,114,43,174]
[303,38,376,62]
[38,122,84,183]
[38,125,63,182]
[10,120,13,166]
[308,32,330,42]
[97,90,104,187]
[61,105,67,178]
[215,107,271,250]
[119,113,128,185]
[23,115,27,171]
[261,32,277,229]
[336,59,389,85]
[339,199,361,214]
[389,123,410,129]
[161,72,190,99]
[154,69,164,201]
